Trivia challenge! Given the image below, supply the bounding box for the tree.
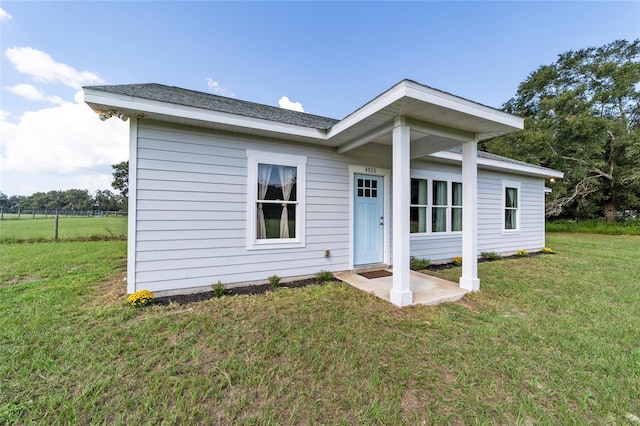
[483,39,640,221]
[111,161,129,198]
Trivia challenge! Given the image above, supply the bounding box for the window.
[410,177,462,234]
[410,178,428,233]
[432,180,447,232]
[247,151,306,249]
[452,182,462,232]
[503,181,520,231]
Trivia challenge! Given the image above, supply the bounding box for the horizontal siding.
[133,121,391,293]
[132,120,548,293]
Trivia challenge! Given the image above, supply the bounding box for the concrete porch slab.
[335,269,468,306]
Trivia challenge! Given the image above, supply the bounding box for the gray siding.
[133,121,390,293]
[409,165,546,262]
[132,120,547,293]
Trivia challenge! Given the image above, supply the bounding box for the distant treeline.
[0,189,126,212]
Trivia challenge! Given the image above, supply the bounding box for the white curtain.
[452,182,462,231]
[279,166,295,238]
[433,181,447,232]
[257,164,273,239]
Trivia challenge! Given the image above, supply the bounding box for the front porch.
[335,269,468,307]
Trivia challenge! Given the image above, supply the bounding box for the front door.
[354,174,384,266]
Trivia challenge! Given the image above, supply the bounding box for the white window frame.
[247,150,306,250]
[410,171,462,236]
[503,180,521,233]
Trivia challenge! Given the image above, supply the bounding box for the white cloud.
[0,110,10,121]
[7,83,44,101]
[5,47,105,89]
[0,90,128,175]
[0,7,12,21]
[6,83,66,104]
[278,96,305,112]
[205,77,235,97]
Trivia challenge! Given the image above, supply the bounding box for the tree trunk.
[604,200,616,222]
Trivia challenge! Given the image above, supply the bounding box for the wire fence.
[0,209,127,220]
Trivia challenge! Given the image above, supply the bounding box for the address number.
[364,167,377,174]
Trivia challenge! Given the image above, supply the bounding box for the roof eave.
[428,151,564,179]
[83,88,329,142]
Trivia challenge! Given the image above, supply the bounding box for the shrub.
[315,270,334,283]
[268,275,281,290]
[409,256,431,270]
[517,249,529,257]
[127,289,154,307]
[212,281,226,298]
[542,247,554,254]
[453,256,462,266]
[481,251,501,261]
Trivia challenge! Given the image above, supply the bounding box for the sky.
[1,1,638,197]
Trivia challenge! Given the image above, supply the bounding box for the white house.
[84,80,563,307]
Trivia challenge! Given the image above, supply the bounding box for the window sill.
[247,240,305,250]
[410,232,463,239]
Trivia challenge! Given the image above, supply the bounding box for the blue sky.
[1,1,639,196]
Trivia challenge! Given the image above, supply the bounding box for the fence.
[0,209,127,220]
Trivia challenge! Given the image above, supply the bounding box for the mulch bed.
[152,277,327,306]
[424,251,546,271]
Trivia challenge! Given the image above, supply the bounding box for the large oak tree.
[483,39,640,221]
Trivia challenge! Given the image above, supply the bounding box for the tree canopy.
[483,39,640,221]
[111,161,129,198]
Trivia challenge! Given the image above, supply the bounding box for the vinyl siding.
[409,166,546,261]
[132,120,548,293]
[133,121,390,293]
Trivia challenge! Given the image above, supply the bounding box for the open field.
[1,233,639,424]
[0,216,127,243]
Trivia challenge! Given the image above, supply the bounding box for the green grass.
[547,218,640,235]
[0,216,127,243]
[1,234,639,424]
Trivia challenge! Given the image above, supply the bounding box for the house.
[83,80,563,307]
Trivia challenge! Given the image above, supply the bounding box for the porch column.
[459,138,480,291]
[390,117,413,306]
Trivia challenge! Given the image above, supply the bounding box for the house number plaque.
[364,167,377,174]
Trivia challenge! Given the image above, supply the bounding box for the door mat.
[358,270,392,279]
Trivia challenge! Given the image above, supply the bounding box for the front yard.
[1,233,638,424]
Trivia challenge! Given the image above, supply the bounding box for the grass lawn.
[1,233,639,424]
[0,216,127,243]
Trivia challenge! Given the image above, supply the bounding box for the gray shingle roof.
[448,146,556,173]
[83,83,339,130]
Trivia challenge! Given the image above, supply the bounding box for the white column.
[390,117,413,306]
[459,138,480,291]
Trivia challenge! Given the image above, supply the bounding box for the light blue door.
[354,174,384,265]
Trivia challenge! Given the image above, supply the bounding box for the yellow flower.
[542,247,554,254]
[453,256,462,266]
[127,289,154,307]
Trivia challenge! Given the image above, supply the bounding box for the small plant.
[517,249,529,257]
[268,275,281,290]
[481,251,501,261]
[409,256,431,270]
[212,280,226,297]
[127,289,154,307]
[315,270,334,283]
[542,247,554,254]
[453,256,462,266]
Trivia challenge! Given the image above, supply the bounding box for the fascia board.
[326,81,407,139]
[83,89,328,140]
[403,81,524,131]
[429,151,564,178]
